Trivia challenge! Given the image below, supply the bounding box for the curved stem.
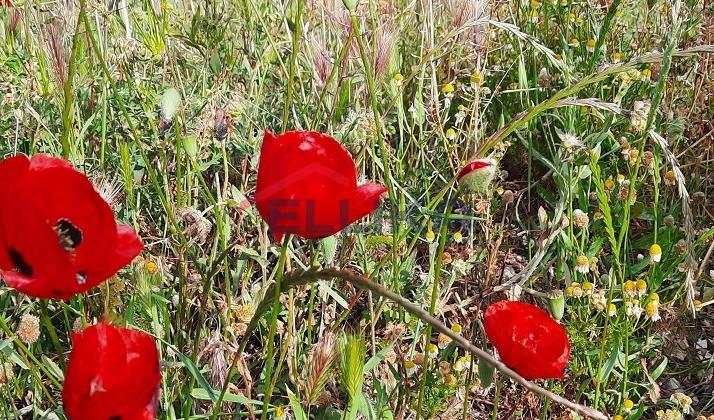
[250,268,609,420]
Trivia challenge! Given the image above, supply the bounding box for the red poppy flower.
[255,130,387,240]
[0,154,143,300]
[484,300,570,379]
[456,158,496,194]
[62,321,161,420]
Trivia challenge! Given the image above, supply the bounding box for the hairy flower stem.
[59,0,87,159]
[259,235,291,420]
[415,198,451,420]
[281,0,305,132]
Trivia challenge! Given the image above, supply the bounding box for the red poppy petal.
[63,322,161,420]
[484,300,570,380]
[85,224,143,284]
[456,159,493,181]
[347,182,387,226]
[256,131,383,239]
[0,154,29,184]
[0,194,77,299]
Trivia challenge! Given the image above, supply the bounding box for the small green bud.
[548,290,565,321]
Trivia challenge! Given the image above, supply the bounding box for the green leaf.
[479,360,495,388]
[177,351,215,402]
[599,333,621,382]
[191,388,263,405]
[288,390,307,420]
[41,355,64,381]
[365,342,395,372]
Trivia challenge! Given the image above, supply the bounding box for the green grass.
[1,0,714,419]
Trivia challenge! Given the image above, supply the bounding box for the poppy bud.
[548,290,565,321]
[456,158,497,195]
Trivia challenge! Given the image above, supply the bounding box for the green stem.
[415,197,451,420]
[59,0,86,159]
[259,235,291,420]
[39,300,64,369]
[281,0,305,132]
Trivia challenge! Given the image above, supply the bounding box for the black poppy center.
[109,416,122,420]
[54,219,83,251]
[8,248,33,276]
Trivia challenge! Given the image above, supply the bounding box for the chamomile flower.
[576,255,590,274]
[582,282,595,295]
[446,128,457,140]
[453,355,471,372]
[671,392,692,414]
[586,38,596,53]
[640,68,652,80]
[626,300,643,319]
[664,170,676,186]
[426,343,439,359]
[438,333,452,349]
[650,243,662,263]
[624,280,637,297]
[561,132,582,151]
[530,0,542,7]
[645,299,661,322]
[404,359,417,375]
[573,209,589,228]
[567,12,576,22]
[275,407,287,420]
[452,231,463,243]
[529,10,539,23]
[470,71,484,88]
[568,38,580,48]
[425,229,436,243]
[617,173,626,184]
[604,178,616,191]
[393,73,404,86]
[635,279,648,297]
[612,52,622,63]
[145,260,159,275]
[608,303,617,317]
[623,399,635,412]
[442,83,455,96]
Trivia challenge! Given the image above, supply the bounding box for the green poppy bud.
[548,290,565,321]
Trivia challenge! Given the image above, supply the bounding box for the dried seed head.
[0,362,14,384]
[178,207,212,244]
[16,314,40,344]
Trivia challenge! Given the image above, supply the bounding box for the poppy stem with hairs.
[259,234,291,420]
[251,268,610,420]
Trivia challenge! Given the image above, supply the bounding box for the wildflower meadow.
[0,0,713,419]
